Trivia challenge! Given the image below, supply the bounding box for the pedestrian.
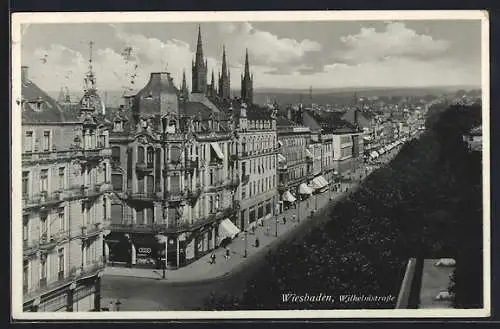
[210,251,216,264]
[266,224,270,236]
[283,216,286,225]
[255,237,260,248]
[293,214,296,222]
[251,225,256,234]
[108,300,115,312]
[225,247,231,260]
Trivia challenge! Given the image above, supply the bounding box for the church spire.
[192,25,207,93]
[218,45,231,99]
[181,69,189,101]
[241,48,253,104]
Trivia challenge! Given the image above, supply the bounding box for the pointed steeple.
[241,48,253,104]
[218,45,231,99]
[181,69,189,100]
[210,69,216,96]
[244,48,250,77]
[222,45,228,76]
[196,24,204,61]
[192,25,207,93]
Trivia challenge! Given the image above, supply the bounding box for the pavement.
[103,146,400,286]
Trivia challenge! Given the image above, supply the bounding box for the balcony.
[80,223,102,240]
[82,148,105,162]
[166,189,187,203]
[23,257,105,302]
[187,186,202,203]
[185,158,199,171]
[23,191,65,210]
[125,191,160,202]
[136,162,154,174]
[230,154,239,162]
[23,239,38,256]
[228,177,240,189]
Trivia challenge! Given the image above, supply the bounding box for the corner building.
[21,66,111,312]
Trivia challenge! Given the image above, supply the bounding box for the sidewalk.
[104,190,343,284]
[103,148,400,284]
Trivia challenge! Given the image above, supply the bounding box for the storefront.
[131,234,160,269]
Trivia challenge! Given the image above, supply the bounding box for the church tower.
[180,69,189,101]
[191,25,207,94]
[241,49,253,105]
[218,45,231,100]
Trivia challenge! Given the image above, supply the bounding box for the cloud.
[334,22,451,64]
[219,22,321,68]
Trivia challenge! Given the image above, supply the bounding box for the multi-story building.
[276,112,311,208]
[21,64,111,312]
[105,67,239,268]
[232,101,278,229]
[103,26,278,268]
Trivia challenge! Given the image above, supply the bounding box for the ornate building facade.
[21,63,111,312]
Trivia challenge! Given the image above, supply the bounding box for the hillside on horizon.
[47,85,481,108]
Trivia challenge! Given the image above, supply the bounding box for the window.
[103,197,107,220]
[209,170,214,185]
[22,171,29,197]
[111,174,123,192]
[111,147,121,164]
[209,196,214,213]
[86,242,92,265]
[58,167,65,190]
[40,169,48,193]
[23,260,29,293]
[23,215,29,243]
[58,208,65,232]
[242,186,246,200]
[147,147,154,165]
[40,258,47,287]
[137,146,145,164]
[98,135,105,148]
[40,215,48,237]
[24,131,33,153]
[43,131,50,151]
[58,248,64,279]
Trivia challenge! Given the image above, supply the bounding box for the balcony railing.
[136,162,154,174]
[80,222,102,240]
[108,208,234,235]
[23,257,105,302]
[125,191,160,202]
[23,191,65,210]
[166,190,187,202]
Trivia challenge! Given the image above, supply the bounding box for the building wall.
[22,121,110,311]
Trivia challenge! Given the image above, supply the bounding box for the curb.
[103,194,349,286]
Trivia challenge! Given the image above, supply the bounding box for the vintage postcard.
[11,10,490,320]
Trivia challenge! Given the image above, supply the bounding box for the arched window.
[137,146,145,164]
[111,146,121,164]
[147,147,154,165]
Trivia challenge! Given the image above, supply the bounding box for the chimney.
[21,66,29,84]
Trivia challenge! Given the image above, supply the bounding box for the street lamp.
[161,116,168,279]
[244,230,248,258]
[274,203,279,237]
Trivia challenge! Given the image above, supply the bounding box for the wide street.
[101,152,399,311]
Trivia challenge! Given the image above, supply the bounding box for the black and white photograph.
[11,10,490,320]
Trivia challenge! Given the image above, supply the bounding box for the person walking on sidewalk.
[209,251,216,264]
[225,247,231,260]
[266,224,270,236]
[282,216,287,225]
[251,225,256,234]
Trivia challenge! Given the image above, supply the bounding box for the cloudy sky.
[20,20,481,93]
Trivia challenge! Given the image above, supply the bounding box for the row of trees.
[204,102,482,310]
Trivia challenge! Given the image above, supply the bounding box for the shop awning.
[313,176,328,188]
[278,153,286,163]
[299,183,313,195]
[370,151,379,159]
[310,178,323,190]
[282,190,297,202]
[305,149,313,159]
[218,218,240,240]
[210,142,225,160]
[378,148,386,155]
